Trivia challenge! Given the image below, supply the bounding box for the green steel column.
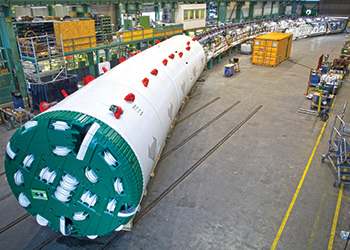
[262,2,267,19]
[105,49,109,62]
[82,4,90,18]
[125,3,137,16]
[279,3,286,17]
[217,2,227,25]
[0,6,26,95]
[48,5,55,17]
[155,3,160,21]
[136,3,142,16]
[235,2,244,23]
[208,58,213,70]
[88,52,95,77]
[271,2,275,18]
[248,2,256,21]
[115,3,122,31]
[96,50,100,76]
[292,2,298,15]
[171,3,177,23]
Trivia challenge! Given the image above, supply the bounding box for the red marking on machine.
[150,69,158,76]
[39,102,57,113]
[119,57,126,63]
[142,78,149,87]
[83,75,95,86]
[61,90,68,98]
[124,93,135,102]
[109,105,123,119]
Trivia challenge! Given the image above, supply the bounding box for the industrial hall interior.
[1,0,350,249]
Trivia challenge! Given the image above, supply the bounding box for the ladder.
[322,102,350,185]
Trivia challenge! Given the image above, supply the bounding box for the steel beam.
[82,4,90,17]
[270,1,275,17]
[0,0,233,6]
[48,5,55,16]
[171,3,176,23]
[248,1,257,21]
[217,2,227,25]
[235,2,245,23]
[292,2,298,15]
[155,3,160,21]
[0,6,26,96]
[279,2,286,16]
[87,52,95,77]
[262,1,266,18]
[115,3,122,31]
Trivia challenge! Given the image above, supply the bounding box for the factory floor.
[1,33,350,250]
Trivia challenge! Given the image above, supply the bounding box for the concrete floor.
[1,33,350,250]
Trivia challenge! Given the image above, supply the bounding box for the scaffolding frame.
[322,102,350,185]
[17,35,68,108]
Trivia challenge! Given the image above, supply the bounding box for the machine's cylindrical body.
[5,35,205,237]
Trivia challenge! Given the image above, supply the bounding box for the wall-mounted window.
[189,10,194,19]
[195,10,200,19]
[200,9,205,18]
[183,9,206,21]
[184,10,189,20]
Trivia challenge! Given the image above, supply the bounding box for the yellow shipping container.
[252,32,293,67]
[54,20,96,53]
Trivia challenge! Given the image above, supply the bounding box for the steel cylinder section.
[4,35,205,238]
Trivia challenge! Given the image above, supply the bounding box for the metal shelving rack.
[91,15,112,44]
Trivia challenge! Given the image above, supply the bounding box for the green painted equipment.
[5,110,143,237]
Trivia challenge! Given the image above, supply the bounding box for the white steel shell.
[48,35,206,189]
